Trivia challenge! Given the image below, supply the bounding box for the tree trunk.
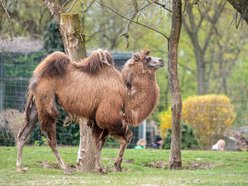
[168,0,182,169]
[60,13,86,60]
[195,52,207,95]
[60,13,95,172]
[76,118,95,171]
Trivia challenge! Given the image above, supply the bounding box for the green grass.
[0,147,248,185]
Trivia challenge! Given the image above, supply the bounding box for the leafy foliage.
[0,0,50,37]
[163,123,199,149]
[2,51,45,78]
[43,19,64,53]
[182,95,236,147]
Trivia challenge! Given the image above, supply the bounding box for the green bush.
[163,122,199,149]
[43,19,64,53]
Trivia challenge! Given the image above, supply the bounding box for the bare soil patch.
[144,160,218,170]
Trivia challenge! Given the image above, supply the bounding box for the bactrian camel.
[16,49,164,173]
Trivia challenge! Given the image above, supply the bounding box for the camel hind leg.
[16,101,38,172]
[39,113,73,174]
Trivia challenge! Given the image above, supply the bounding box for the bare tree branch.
[202,0,226,54]
[64,0,77,13]
[62,0,70,8]
[95,0,169,40]
[43,0,63,21]
[1,0,13,40]
[83,0,96,14]
[151,0,172,13]
[137,1,153,12]
[1,0,10,18]
[120,0,139,48]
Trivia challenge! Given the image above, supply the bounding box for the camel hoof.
[114,165,122,172]
[16,167,28,173]
[96,167,106,174]
[63,169,74,175]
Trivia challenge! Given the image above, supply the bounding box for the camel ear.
[132,53,140,61]
[144,50,150,55]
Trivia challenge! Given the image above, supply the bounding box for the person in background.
[135,139,147,149]
[212,139,225,151]
[151,135,163,149]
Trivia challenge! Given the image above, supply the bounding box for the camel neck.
[125,73,159,126]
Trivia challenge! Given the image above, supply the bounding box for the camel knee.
[126,130,133,144]
[17,120,36,144]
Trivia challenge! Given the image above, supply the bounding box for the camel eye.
[146,57,151,62]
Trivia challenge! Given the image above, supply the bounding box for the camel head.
[122,50,165,93]
[122,50,165,83]
[132,50,164,71]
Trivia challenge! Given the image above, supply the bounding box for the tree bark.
[168,0,182,169]
[60,13,86,60]
[76,119,95,171]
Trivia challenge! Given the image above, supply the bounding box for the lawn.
[0,146,248,186]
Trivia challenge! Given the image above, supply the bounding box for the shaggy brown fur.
[16,49,164,174]
[122,50,162,126]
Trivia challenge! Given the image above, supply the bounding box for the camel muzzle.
[148,57,165,68]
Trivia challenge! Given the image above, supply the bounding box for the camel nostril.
[159,59,164,63]
[159,59,165,66]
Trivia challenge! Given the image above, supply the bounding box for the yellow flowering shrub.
[159,95,236,148]
[159,109,172,138]
[182,95,236,147]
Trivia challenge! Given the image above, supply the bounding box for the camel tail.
[34,51,71,78]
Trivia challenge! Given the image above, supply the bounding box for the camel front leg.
[114,129,133,172]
